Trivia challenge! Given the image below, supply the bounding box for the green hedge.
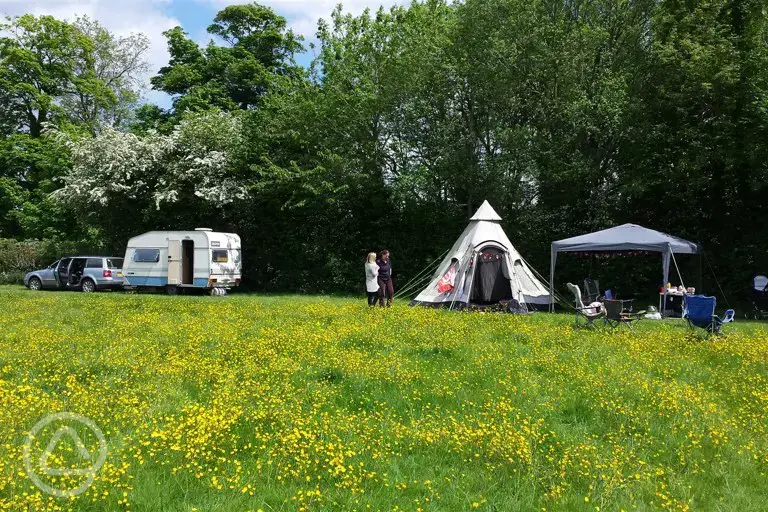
[0,271,26,285]
[0,239,97,284]
[0,239,47,274]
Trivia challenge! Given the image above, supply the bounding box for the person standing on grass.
[377,249,394,307]
[364,252,380,307]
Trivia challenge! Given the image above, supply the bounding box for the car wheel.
[28,277,43,291]
[81,278,96,293]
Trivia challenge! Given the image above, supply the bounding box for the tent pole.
[671,251,685,289]
[698,242,703,294]
[662,247,671,317]
[549,245,557,312]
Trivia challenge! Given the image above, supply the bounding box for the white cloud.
[0,0,178,107]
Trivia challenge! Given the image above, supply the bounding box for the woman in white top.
[364,252,380,306]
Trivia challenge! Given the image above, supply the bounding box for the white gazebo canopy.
[549,224,699,312]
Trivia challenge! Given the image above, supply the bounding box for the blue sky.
[1,0,398,107]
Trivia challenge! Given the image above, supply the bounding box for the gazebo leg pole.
[662,249,671,318]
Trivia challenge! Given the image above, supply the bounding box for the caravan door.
[168,240,182,285]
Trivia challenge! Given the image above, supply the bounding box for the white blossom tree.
[54,110,248,210]
[50,110,248,249]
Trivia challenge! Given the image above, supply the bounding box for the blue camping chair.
[682,295,735,335]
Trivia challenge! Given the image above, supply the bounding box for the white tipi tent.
[410,201,550,310]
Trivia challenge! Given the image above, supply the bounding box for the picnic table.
[660,291,686,318]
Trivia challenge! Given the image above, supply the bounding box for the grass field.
[1,286,767,511]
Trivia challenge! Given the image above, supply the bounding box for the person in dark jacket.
[376,249,394,307]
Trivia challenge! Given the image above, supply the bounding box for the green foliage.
[0,133,83,240]
[0,237,98,284]
[130,104,174,135]
[0,239,43,273]
[2,1,768,296]
[0,14,87,136]
[0,13,149,253]
[0,14,149,136]
[151,3,304,112]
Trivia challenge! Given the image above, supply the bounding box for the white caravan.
[123,229,241,294]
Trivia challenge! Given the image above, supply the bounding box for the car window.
[48,260,60,269]
[133,249,160,263]
[58,258,72,270]
[212,249,228,263]
[86,258,103,268]
[107,258,124,269]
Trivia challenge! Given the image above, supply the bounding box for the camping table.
[659,292,686,318]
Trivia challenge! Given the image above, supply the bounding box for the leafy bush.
[0,239,46,273]
[0,238,99,279]
[0,271,26,285]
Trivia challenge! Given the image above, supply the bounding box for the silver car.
[24,256,125,292]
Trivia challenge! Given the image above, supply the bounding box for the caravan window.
[212,250,228,263]
[133,249,160,263]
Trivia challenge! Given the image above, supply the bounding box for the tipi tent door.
[471,247,512,304]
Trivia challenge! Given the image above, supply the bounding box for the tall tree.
[151,3,303,112]
[64,16,151,132]
[0,15,87,137]
[0,14,149,135]
[0,14,149,243]
[618,0,768,283]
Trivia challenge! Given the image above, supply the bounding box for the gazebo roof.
[552,223,699,254]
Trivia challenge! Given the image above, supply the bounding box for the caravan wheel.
[166,285,179,296]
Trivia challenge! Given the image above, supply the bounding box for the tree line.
[1,0,767,300]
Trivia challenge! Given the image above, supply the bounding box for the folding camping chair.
[683,295,735,335]
[603,299,645,331]
[583,278,601,303]
[567,283,604,328]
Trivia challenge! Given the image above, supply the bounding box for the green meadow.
[1,286,767,511]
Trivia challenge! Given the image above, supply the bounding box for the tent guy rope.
[393,248,448,299]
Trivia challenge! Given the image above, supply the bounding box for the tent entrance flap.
[471,247,512,304]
